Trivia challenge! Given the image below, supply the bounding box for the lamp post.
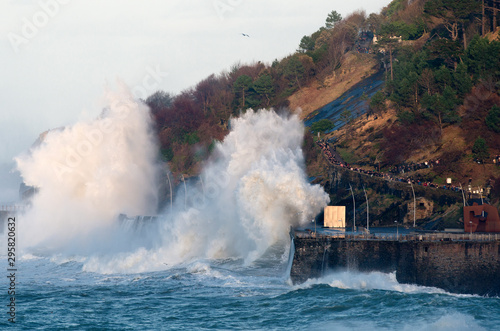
[478,186,484,217]
[181,174,187,210]
[395,220,398,240]
[311,219,316,236]
[166,172,173,210]
[200,176,206,203]
[459,184,466,207]
[363,186,369,233]
[470,221,473,236]
[349,183,356,232]
[410,180,416,227]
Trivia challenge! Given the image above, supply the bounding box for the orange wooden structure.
[464,203,500,233]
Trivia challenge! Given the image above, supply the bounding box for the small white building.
[324,206,346,228]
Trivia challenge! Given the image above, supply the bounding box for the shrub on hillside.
[311,119,336,133]
[486,105,500,133]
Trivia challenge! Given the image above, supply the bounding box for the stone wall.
[397,241,500,296]
[291,236,500,296]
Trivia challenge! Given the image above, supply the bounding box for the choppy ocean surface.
[4,96,499,330]
[2,247,499,330]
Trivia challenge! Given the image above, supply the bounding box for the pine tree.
[325,10,342,29]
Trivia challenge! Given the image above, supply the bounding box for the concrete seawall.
[290,233,500,296]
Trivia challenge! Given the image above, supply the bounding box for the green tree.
[370,91,386,113]
[472,136,489,162]
[184,131,200,145]
[397,110,416,125]
[452,62,472,99]
[380,21,424,40]
[425,39,462,69]
[465,36,500,81]
[424,0,480,48]
[233,75,253,109]
[284,56,305,90]
[325,10,342,29]
[253,74,275,107]
[375,21,403,81]
[340,109,353,125]
[441,86,460,124]
[421,86,459,135]
[161,147,174,161]
[310,43,328,64]
[418,68,435,95]
[366,13,383,33]
[391,77,412,108]
[311,119,336,133]
[434,65,452,93]
[298,35,315,53]
[146,90,173,110]
[486,105,500,133]
[390,51,423,109]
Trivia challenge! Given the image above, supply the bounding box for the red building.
[464,203,500,233]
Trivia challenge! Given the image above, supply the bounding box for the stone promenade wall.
[291,236,500,296]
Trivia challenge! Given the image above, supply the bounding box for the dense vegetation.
[374,0,500,169]
[146,9,376,176]
[146,0,500,200]
[333,0,500,207]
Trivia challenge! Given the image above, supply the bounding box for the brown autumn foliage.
[302,130,329,176]
[158,127,174,148]
[344,10,367,31]
[382,121,441,165]
[302,130,319,164]
[169,92,204,133]
[366,13,385,33]
[146,7,376,176]
[298,54,316,80]
[208,72,235,118]
[231,62,266,81]
[392,0,426,25]
[327,23,356,71]
[194,74,218,116]
[433,147,465,176]
[197,121,226,144]
[491,176,500,203]
[460,82,500,150]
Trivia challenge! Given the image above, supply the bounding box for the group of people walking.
[315,140,470,193]
[389,160,440,174]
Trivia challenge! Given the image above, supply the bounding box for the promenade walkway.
[0,205,25,212]
[295,230,500,242]
[316,139,486,197]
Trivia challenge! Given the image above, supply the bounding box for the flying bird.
[241,33,250,37]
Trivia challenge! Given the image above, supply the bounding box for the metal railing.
[294,231,500,242]
[0,205,26,212]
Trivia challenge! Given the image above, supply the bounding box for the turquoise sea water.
[3,248,499,330]
[3,103,498,330]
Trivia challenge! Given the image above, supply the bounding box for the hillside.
[290,0,500,228]
[288,52,379,120]
[146,0,500,227]
[146,7,379,182]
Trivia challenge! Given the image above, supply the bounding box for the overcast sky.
[0,0,391,197]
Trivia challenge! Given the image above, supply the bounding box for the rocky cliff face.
[291,236,500,296]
